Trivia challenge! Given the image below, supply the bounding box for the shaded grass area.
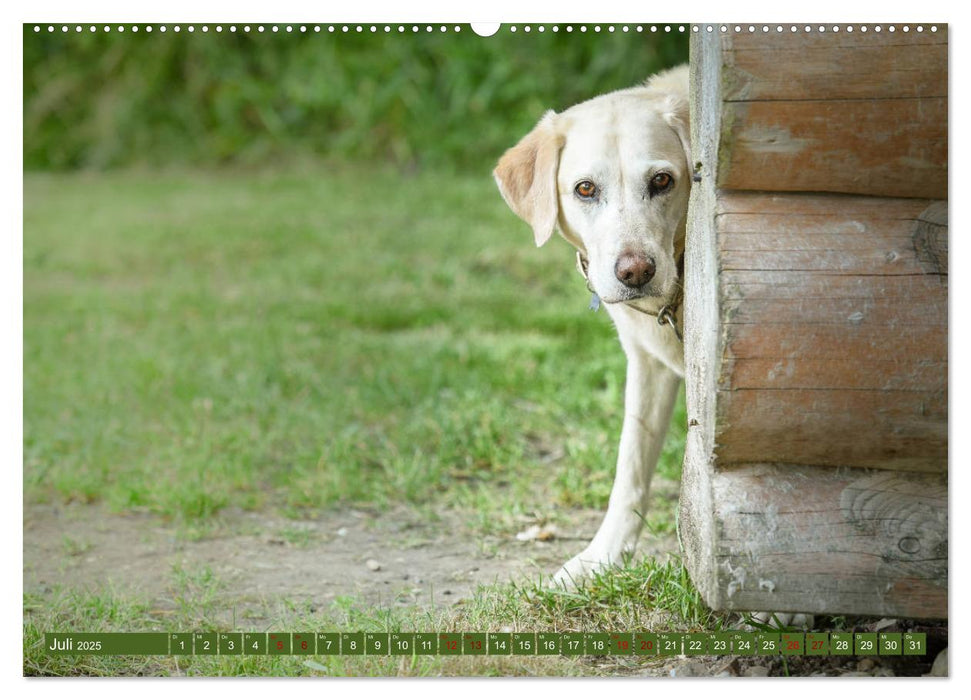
[24,556,713,677]
[24,165,686,527]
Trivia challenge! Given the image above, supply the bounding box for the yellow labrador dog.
[494,65,691,586]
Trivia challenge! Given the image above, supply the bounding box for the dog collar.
[575,251,684,342]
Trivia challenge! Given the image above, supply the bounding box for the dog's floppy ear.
[493,110,563,247]
[660,93,692,180]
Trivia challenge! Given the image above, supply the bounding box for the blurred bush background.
[24,25,687,171]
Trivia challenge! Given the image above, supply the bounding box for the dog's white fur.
[494,66,690,585]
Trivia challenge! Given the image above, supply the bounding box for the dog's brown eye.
[575,180,597,199]
[651,172,672,191]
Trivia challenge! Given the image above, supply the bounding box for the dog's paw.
[549,548,615,589]
[745,611,815,630]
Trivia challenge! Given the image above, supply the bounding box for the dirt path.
[24,500,675,625]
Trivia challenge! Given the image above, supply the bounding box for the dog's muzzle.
[575,250,684,341]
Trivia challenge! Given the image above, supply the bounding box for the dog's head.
[494,66,691,309]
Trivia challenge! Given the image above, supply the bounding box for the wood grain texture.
[715,29,947,198]
[723,28,947,101]
[719,100,947,199]
[680,32,725,610]
[682,31,949,618]
[714,193,947,472]
[708,464,947,617]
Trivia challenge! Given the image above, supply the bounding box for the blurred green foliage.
[24,25,687,171]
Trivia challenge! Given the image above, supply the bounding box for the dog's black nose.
[614,253,656,288]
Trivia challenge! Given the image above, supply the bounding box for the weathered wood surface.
[715,193,947,472]
[715,29,948,199]
[681,31,949,618]
[680,31,724,608]
[722,28,948,102]
[695,464,947,617]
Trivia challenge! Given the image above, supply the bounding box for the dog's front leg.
[552,350,682,587]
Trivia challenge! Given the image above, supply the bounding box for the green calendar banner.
[585,633,610,656]
[831,632,854,656]
[390,633,415,655]
[685,633,709,656]
[711,633,733,655]
[904,633,927,655]
[268,633,291,655]
[43,630,931,657]
[732,632,757,656]
[487,633,511,655]
[220,633,243,656]
[170,633,192,656]
[856,633,878,656]
[341,632,364,656]
[561,633,584,656]
[45,633,169,656]
[806,633,828,656]
[366,633,390,655]
[243,633,267,655]
[463,633,487,655]
[537,633,560,656]
[610,633,633,655]
[757,633,781,656]
[782,633,805,656]
[316,633,340,655]
[292,633,315,655]
[513,633,536,655]
[193,633,217,656]
[414,633,438,655]
[880,633,903,656]
[634,632,659,655]
[439,633,462,656]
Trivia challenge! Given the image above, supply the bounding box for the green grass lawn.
[24,164,685,525]
[23,164,694,676]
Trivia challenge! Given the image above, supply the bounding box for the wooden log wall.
[716,30,947,199]
[680,28,948,618]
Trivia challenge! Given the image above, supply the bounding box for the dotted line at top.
[30,24,943,35]
[695,24,938,34]
[32,25,465,33]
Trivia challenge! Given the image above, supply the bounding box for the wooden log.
[680,31,725,608]
[699,464,947,617]
[715,28,948,199]
[685,35,948,478]
[681,31,948,618]
[723,28,947,102]
[715,193,947,472]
